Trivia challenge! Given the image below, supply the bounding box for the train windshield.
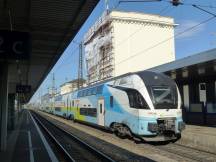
[151,86,177,109]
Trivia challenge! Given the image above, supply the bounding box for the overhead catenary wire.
[119,0,162,3]
[53,45,79,72]
[162,0,216,9]
[110,0,179,49]
[106,1,216,67]
[158,5,170,14]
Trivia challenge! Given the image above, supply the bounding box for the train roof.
[60,70,172,96]
[77,70,167,91]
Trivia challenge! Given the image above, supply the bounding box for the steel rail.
[31,111,75,162]
[31,111,115,162]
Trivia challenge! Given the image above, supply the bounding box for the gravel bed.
[36,111,196,162]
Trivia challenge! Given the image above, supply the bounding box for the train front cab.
[135,71,185,141]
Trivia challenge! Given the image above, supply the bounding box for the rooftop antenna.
[51,73,56,97]
[78,42,83,90]
[105,0,109,11]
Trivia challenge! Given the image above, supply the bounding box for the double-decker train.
[41,71,185,141]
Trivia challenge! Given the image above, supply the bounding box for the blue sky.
[31,0,216,102]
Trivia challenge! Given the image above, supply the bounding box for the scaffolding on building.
[84,11,114,85]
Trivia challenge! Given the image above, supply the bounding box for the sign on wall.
[16,85,31,94]
[0,30,31,60]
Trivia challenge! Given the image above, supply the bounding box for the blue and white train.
[42,71,185,141]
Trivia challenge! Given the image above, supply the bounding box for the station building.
[60,79,86,95]
[149,48,216,126]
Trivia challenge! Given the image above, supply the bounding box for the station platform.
[0,110,58,162]
[177,125,216,154]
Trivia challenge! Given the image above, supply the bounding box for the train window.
[55,107,61,112]
[85,89,88,96]
[119,77,131,85]
[119,77,127,85]
[80,108,97,117]
[82,90,86,97]
[96,85,103,94]
[113,80,117,85]
[87,89,91,96]
[89,88,93,95]
[91,87,96,94]
[82,90,85,96]
[110,96,113,108]
[151,86,177,109]
[80,108,87,115]
[126,89,149,109]
[90,88,95,95]
[79,91,82,97]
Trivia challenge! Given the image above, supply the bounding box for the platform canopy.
[149,48,216,84]
[0,0,99,102]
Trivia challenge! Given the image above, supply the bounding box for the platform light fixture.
[198,67,205,75]
[171,71,176,79]
[182,68,188,78]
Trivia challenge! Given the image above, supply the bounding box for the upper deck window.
[126,89,149,109]
[96,85,103,94]
[116,77,132,86]
[119,78,127,85]
[77,85,103,97]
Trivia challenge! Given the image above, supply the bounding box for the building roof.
[60,78,86,87]
[0,0,99,102]
[148,48,216,73]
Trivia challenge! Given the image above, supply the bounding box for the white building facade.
[60,79,86,95]
[84,10,176,84]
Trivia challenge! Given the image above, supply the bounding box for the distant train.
[41,71,185,141]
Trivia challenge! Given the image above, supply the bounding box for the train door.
[75,100,79,119]
[66,97,69,117]
[97,98,105,126]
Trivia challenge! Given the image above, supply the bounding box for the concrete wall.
[111,11,176,76]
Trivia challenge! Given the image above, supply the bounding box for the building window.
[110,96,113,108]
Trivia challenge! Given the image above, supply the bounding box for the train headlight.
[148,123,158,132]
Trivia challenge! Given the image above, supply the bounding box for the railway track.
[33,110,216,162]
[30,111,115,162]
[155,142,216,162]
